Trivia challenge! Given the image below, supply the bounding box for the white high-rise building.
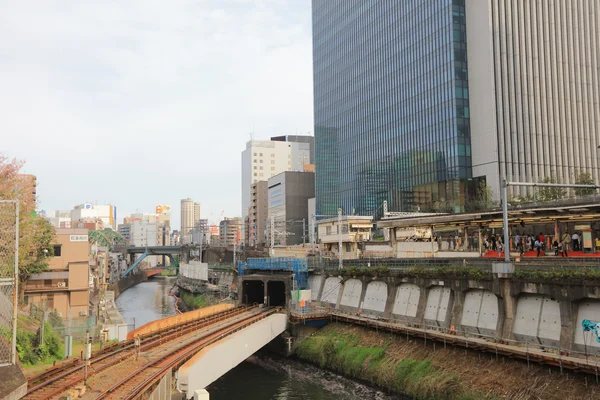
[241,137,313,244]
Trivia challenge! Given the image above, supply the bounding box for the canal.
[115,278,406,400]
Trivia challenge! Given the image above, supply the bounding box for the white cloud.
[1,0,314,229]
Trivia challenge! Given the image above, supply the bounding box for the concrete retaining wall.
[308,275,323,301]
[391,283,420,321]
[321,277,342,305]
[310,272,600,354]
[340,279,362,312]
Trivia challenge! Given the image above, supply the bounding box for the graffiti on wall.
[582,319,600,342]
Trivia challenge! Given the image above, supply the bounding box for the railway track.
[96,307,276,400]
[24,305,254,400]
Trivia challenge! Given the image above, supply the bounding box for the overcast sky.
[1,0,314,230]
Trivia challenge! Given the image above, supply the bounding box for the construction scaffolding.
[238,257,308,290]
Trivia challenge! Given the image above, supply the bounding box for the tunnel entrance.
[267,281,286,307]
[242,280,264,305]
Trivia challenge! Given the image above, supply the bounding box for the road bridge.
[122,246,181,278]
[24,305,286,400]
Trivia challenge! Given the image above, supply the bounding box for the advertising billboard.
[156,204,171,215]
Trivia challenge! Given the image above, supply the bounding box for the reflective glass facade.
[313,0,473,217]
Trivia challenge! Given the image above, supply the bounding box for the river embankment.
[295,323,597,400]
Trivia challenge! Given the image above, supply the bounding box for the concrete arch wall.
[460,289,501,337]
[340,279,362,311]
[424,286,453,329]
[574,299,600,356]
[308,275,323,301]
[513,294,561,347]
[391,283,421,322]
[362,281,388,314]
[320,277,342,305]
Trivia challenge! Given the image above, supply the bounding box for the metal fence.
[0,200,18,366]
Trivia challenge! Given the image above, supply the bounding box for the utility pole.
[270,215,275,257]
[233,240,236,267]
[302,218,306,247]
[338,208,343,270]
[502,178,510,262]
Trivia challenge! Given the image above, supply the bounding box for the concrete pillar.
[357,278,369,313]
[449,288,466,332]
[335,279,345,310]
[559,300,575,350]
[414,283,429,325]
[478,226,483,256]
[194,389,209,399]
[383,281,398,319]
[316,274,326,302]
[499,280,515,339]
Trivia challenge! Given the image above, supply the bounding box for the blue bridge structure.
[122,246,181,278]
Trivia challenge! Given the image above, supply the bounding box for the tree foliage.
[574,170,596,197]
[0,154,55,282]
[464,182,495,212]
[536,175,567,201]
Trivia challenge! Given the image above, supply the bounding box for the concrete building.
[23,228,91,318]
[219,217,242,247]
[48,210,72,229]
[241,136,313,244]
[191,219,210,245]
[267,172,315,246]
[70,203,117,230]
[181,198,201,244]
[248,181,268,248]
[317,216,373,259]
[312,0,600,216]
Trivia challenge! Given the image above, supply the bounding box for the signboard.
[70,235,89,242]
[583,231,593,250]
[155,205,171,215]
[575,224,591,231]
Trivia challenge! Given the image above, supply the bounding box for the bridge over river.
[24,305,286,400]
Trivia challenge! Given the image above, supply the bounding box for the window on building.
[271,167,275,170]
[271,153,275,157]
[345,243,351,252]
[254,166,257,170]
[259,173,264,176]
[44,279,52,287]
[259,166,263,170]
[259,153,263,156]
[288,154,291,158]
[271,160,275,164]
[326,226,332,235]
[253,159,257,163]
[53,245,62,257]
[254,173,257,176]
[288,161,292,165]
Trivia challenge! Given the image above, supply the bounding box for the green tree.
[574,170,596,196]
[0,154,55,284]
[465,182,495,212]
[537,175,567,201]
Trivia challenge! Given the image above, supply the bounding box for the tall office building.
[241,136,313,243]
[312,0,600,216]
[180,198,201,244]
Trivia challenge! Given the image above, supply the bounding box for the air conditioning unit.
[57,282,66,288]
[79,311,87,317]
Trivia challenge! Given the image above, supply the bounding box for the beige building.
[181,198,201,244]
[24,228,91,318]
[317,216,373,259]
[219,217,242,247]
[248,181,268,248]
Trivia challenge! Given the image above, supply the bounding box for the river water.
[115,279,406,400]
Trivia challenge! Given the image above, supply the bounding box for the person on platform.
[561,232,570,257]
[539,232,546,252]
[535,237,542,257]
[572,232,580,251]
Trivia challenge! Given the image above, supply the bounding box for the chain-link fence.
[0,200,18,366]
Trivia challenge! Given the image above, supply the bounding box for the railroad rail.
[24,305,255,400]
[96,308,276,399]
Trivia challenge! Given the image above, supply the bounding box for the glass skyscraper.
[314,0,600,217]
[313,0,473,217]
